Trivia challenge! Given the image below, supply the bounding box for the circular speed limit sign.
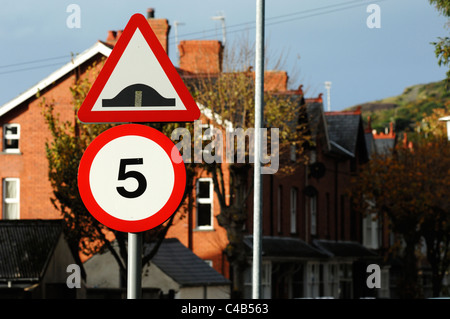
[78,124,186,232]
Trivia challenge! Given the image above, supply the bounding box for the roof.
[244,235,327,259]
[325,113,362,157]
[373,138,396,155]
[145,238,230,287]
[306,102,331,152]
[312,239,378,258]
[0,41,112,118]
[0,219,63,282]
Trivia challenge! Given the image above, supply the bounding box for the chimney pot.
[106,30,116,42]
[147,8,155,19]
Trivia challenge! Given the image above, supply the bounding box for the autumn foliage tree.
[351,129,450,297]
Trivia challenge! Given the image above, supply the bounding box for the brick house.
[0,8,392,298]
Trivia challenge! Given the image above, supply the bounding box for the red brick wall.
[0,72,76,219]
[249,135,362,244]
[263,71,288,92]
[147,17,170,53]
[178,40,223,74]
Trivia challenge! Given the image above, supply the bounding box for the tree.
[190,45,311,298]
[41,62,195,286]
[350,131,450,298]
[429,0,450,86]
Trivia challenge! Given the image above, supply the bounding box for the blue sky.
[0,0,448,110]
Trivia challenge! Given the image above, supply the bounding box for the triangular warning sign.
[78,13,200,123]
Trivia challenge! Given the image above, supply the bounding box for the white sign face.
[89,135,175,221]
[78,124,186,232]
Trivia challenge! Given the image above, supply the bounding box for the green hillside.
[347,80,450,133]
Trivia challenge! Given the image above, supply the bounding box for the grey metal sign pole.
[127,232,142,299]
[252,0,265,300]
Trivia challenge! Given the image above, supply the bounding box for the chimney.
[146,8,171,54]
[178,40,224,74]
[324,81,331,111]
[105,8,170,53]
[365,116,372,133]
[263,70,288,92]
[106,30,117,44]
[147,8,155,19]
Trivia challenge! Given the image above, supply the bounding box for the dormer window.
[3,124,20,153]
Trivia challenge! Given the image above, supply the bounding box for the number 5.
[116,158,147,198]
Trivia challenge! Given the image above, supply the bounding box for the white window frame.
[196,177,214,230]
[363,213,380,249]
[3,124,20,153]
[290,187,298,234]
[3,178,20,219]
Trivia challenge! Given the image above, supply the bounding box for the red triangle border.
[77,13,200,123]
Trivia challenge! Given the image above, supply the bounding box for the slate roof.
[373,138,396,155]
[305,104,370,161]
[145,238,230,287]
[244,236,327,259]
[312,239,378,258]
[0,219,63,282]
[325,113,362,157]
[306,102,331,151]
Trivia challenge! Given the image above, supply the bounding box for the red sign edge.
[77,13,200,124]
[77,124,187,232]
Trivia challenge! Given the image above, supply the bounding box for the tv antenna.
[211,13,226,46]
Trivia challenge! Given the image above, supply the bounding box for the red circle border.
[78,124,186,233]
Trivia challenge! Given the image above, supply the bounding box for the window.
[310,195,317,236]
[244,262,272,298]
[3,178,19,219]
[290,187,298,234]
[338,263,353,299]
[3,124,20,153]
[291,264,304,298]
[201,123,213,158]
[363,213,380,249]
[306,262,324,298]
[290,143,296,161]
[196,178,213,229]
[326,263,339,298]
[325,192,330,238]
[379,267,390,298]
